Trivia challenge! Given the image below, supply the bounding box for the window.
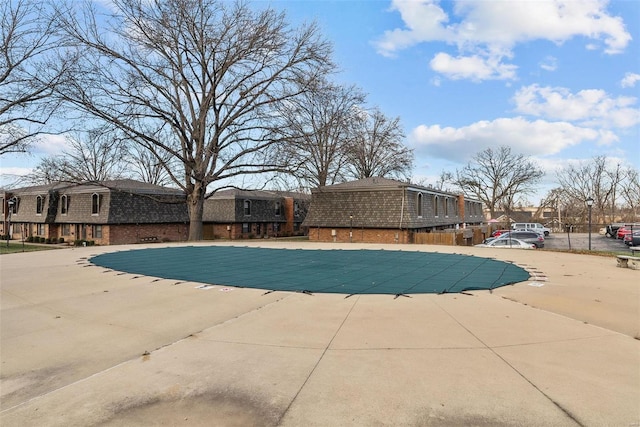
[444,198,449,217]
[243,200,251,216]
[36,195,45,215]
[9,198,18,214]
[1,198,4,215]
[434,196,439,217]
[91,193,100,215]
[37,224,45,235]
[417,193,423,217]
[242,223,250,233]
[294,202,300,217]
[61,195,69,215]
[275,201,282,216]
[92,225,102,239]
[62,224,71,236]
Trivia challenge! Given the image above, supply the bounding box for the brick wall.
[307,227,410,244]
[107,223,188,245]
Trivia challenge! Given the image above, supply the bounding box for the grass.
[0,241,64,255]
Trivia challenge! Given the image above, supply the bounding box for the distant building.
[202,189,310,240]
[302,177,483,244]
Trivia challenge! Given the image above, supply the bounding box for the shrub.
[58,237,65,244]
[45,238,52,244]
[26,236,34,242]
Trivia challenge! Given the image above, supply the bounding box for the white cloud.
[31,134,72,156]
[539,56,557,72]
[375,0,631,81]
[430,52,517,81]
[621,72,640,88]
[375,0,452,57]
[407,117,613,162]
[513,84,640,128]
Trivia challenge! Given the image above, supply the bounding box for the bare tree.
[25,127,128,184]
[434,170,455,192]
[0,0,67,155]
[555,156,623,223]
[620,167,640,221]
[52,0,333,240]
[455,146,544,218]
[275,80,364,188]
[125,143,175,187]
[345,107,412,180]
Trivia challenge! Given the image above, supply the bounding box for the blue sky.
[270,0,640,202]
[2,0,639,204]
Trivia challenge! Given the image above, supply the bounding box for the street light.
[586,197,594,251]
[6,198,14,248]
[349,214,353,243]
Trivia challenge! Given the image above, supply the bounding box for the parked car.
[513,228,545,236]
[605,223,624,238]
[491,229,511,237]
[476,238,536,249]
[617,227,633,240]
[511,222,550,236]
[623,231,640,246]
[607,223,640,238]
[495,231,545,248]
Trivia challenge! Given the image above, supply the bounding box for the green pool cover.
[90,246,530,295]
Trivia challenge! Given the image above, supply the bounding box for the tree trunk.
[186,182,205,241]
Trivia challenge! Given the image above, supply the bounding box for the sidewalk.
[1,241,638,426]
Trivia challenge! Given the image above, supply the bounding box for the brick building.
[302,177,484,244]
[202,189,309,240]
[1,180,188,245]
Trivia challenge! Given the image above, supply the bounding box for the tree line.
[440,147,639,225]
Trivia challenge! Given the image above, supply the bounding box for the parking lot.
[542,232,634,252]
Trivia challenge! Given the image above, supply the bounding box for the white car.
[513,227,545,236]
[511,222,550,236]
[475,238,537,249]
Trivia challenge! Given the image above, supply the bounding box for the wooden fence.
[413,227,488,246]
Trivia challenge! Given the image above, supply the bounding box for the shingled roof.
[302,178,471,229]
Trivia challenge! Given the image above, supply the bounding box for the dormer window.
[243,200,251,216]
[36,195,45,215]
[417,193,423,217]
[434,196,439,217]
[91,193,100,215]
[61,195,69,215]
[275,201,282,216]
[9,198,18,214]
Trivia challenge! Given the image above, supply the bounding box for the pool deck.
[1,241,639,426]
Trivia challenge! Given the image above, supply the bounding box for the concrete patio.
[1,241,638,426]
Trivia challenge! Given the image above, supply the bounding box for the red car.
[491,229,511,237]
[617,227,633,239]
